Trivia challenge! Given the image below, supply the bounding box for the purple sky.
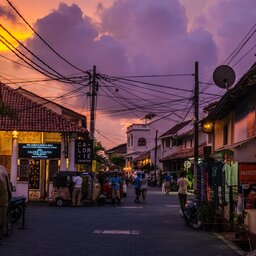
[0,0,256,149]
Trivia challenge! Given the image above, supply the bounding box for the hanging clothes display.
[208,161,224,206]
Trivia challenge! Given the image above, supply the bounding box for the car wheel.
[55,198,64,207]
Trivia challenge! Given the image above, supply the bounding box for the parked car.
[49,171,101,206]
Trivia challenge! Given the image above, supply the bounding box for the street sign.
[184,160,191,169]
[75,139,93,164]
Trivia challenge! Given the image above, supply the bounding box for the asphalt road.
[0,185,246,256]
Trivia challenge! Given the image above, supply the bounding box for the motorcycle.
[8,196,26,224]
[183,199,203,229]
[5,196,26,236]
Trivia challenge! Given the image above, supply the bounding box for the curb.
[213,232,248,256]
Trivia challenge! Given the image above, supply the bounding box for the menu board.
[29,160,40,189]
[18,159,29,181]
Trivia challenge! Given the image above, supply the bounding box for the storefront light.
[203,121,214,133]
[12,130,19,138]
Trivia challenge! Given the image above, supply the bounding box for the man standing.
[134,172,141,203]
[72,173,83,206]
[140,172,148,203]
[177,171,189,216]
[110,171,122,205]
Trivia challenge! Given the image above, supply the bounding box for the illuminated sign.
[75,140,93,164]
[19,144,61,159]
[239,163,256,184]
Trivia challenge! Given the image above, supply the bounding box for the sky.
[0,0,255,149]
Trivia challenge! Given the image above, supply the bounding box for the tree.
[93,140,108,170]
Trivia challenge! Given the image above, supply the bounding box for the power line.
[6,0,87,73]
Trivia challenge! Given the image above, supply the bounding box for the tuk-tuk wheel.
[55,198,64,207]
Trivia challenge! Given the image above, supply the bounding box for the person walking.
[140,172,148,203]
[134,172,141,203]
[164,172,172,195]
[72,173,83,206]
[177,171,189,216]
[110,171,122,205]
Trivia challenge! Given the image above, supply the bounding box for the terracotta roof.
[105,143,127,155]
[159,143,206,161]
[159,120,191,138]
[133,151,150,162]
[0,83,88,133]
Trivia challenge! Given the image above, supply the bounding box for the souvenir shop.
[196,149,256,236]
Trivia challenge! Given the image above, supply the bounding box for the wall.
[214,113,233,150]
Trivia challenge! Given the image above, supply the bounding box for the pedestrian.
[134,172,141,203]
[164,172,171,195]
[110,171,122,205]
[72,173,83,206]
[140,172,148,203]
[177,171,189,216]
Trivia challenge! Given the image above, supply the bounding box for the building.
[202,62,256,244]
[126,123,158,171]
[105,143,126,170]
[0,83,88,201]
[159,120,207,174]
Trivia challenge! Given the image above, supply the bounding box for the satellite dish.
[213,65,236,89]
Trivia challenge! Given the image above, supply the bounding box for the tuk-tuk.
[49,171,102,206]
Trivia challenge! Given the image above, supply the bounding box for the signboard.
[19,144,61,159]
[239,163,256,184]
[91,160,97,172]
[75,140,93,164]
[184,160,191,169]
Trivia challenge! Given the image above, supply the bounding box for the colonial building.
[0,83,88,201]
[126,123,158,170]
[202,62,256,244]
[159,120,207,174]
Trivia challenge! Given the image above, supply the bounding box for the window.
[223,125,228,145]
[138,138,146,146]
[131,135,133,147]
[208,134,212,144]
[165,138,170,148]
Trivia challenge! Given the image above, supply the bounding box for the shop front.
[239,163,256,238]
[17,143,61,201]
[0,83,88,202]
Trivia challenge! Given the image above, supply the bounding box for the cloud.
[0,3,17,22]
[194,0,256,77]
[20,0,256,148]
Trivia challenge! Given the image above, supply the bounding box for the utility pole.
[194,61,199,197]
[154,129,158,179]
[90,65,97,141]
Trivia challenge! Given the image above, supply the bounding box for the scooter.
[5,196,26,236]
[8,196,26,224]
[183,199,203,229]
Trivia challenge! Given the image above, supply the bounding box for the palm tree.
[93,140,108,170]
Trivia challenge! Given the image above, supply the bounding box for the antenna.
[213,65,236,89]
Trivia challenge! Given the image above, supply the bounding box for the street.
[0,186,245,256]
